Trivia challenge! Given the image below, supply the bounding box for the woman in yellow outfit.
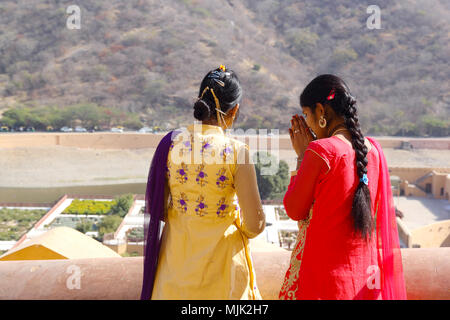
[142,66,266,300]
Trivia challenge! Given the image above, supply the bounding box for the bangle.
[296,157,303,170]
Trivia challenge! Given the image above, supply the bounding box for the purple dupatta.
[140,130,179,300]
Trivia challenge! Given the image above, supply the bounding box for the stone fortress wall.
[1,132,449,150]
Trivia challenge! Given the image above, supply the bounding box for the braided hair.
[300,74,373,240]
[193,66,242,122]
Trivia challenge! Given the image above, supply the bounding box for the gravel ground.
[0,145,448,188]
[0,146,156,187]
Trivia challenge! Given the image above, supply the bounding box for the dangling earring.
[319,116,327,128]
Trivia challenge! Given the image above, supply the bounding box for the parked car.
[46,126,54,132]
[60,126,73,132]
[26,126,35,132]
[75,126,87,132]
[110,127,123,133]
[138,127,153,133]
[0,126,9,132]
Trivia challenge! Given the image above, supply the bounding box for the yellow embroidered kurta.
[151,124,263,300]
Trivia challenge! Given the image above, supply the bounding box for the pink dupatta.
[367,137,407,300]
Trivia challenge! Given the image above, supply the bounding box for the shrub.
[0,208,47,241]
[62,199,114,215]
[75,219,94,233]
[97,215,123,241]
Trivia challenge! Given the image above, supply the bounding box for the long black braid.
[343,94,373,240]
[300,74,373,240]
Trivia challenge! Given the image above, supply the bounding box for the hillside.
[0,0,448,135]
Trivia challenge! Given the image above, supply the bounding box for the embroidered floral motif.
[221,144,233,163]
[200,137,213,156]
[279,208,313,300]
[216,168,229,189]
[179,140,192,156]
[195,195,208,217]
[175,192,189,213]
[195,164,208,187]
[216,197,229,218]
[176,163,188,184]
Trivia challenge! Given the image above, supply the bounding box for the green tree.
[420,115,449,136]
[73,103,102,129]
[110,193,134,218]
[331,48,358,67]
[286,28,319,57]
[253,152,290,200]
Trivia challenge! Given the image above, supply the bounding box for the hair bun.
[193,99,211,121]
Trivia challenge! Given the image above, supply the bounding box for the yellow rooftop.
[0,227,121,261]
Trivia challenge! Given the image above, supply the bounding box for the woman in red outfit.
[279,74,406,300]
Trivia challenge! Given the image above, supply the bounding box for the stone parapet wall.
[1,132,449,150]
[0,246,448,300]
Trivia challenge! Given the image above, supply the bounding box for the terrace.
[0,244,448,300]
[1,195,448,300]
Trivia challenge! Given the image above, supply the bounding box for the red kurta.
[280,135,382,300]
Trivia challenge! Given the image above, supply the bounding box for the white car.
[75,126,87,132]
[60,126,73,132]
[138,127,153,133]
[110,127,123,133]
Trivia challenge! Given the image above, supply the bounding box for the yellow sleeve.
[234,146,266,239]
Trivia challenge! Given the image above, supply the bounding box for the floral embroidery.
[221,144,234,163]
[195,164,208,187]
[195,195,208,217]
[179,140,192,156]
[216,197,229,217]
[279,208,313,300]
[200,137,213,156]
[175,192,189,213]
[216,168,229,189]
[176,163,188,184]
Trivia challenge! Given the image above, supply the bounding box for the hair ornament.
[360,173,369,185]
[199,86,210,100]
[326,89,336,101]
[208,71,221,79]
[208,69,226,87]
[210,88,228,129]
[219,64,226,72]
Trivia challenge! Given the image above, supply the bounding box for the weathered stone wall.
[1,132,449,150]
[0,246,448,300]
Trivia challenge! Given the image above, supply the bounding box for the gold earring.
[319,116,327,128]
